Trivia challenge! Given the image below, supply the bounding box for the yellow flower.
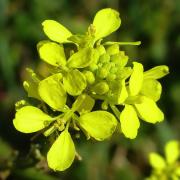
[147,140,180,180]
[119,63,169,139]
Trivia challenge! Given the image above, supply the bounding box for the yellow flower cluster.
[147,140,180,180]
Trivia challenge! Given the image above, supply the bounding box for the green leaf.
[144,65,169,79]
[93,8,121,40]
[72,94,95,114]
[13,106,52,133]
[63,69,87,96]
[67,47,99,68]
[38,73,67,111]
[78,111,117,141]
[135,96,164,123]
[140,79,162,102]
[42,20,72,43]
[129,62,144,96]
[38,42,66,66]
[47,130,75,171]
[165,140,179,164]
[149,152,166,170]
[120,105,140,139]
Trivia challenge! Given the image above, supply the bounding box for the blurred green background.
[0,0,179,179]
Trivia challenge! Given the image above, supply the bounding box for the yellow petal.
[118,80,128,104]
[149,152,166,170]
[13,106,52,133]
[78,111,117,141]
[38,42,66,66]
[93,8,121,40]
[72,94,95,115]
[144,65,169,79]
[129,62,144,96]
[47,130,75,171]
[38,73,67,111]
[42,20,72,43]
[119,105,140,139]
[140,79,162,102]
[165,140,179,164]
[63,69,87,96]
[175,166,180,176]
[135,96,164,123]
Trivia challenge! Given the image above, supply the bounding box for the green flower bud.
[110,67,118,74]
[96,45,106,56]
[89,63,98,72]
[101,101,108,110]
[106,44,119,55]
[110,51,128,68]
[102,63,112,72]
[83,70,95,85]
[117,67,132,79]
[106,74,116,81]
[91,81,109,95]
[97,67,109,79]
[99,53,110,64]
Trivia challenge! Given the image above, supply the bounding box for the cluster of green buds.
[147,140,180,180]
[13,8,169,171]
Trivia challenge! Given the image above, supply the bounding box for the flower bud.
[106,44,119,55]
[91,81,109,95]
[83,70,95,84]
[99,53,110,64]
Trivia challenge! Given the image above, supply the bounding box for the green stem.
[51,113,64,121]
[110,104,120,120]
[103,41,141,46]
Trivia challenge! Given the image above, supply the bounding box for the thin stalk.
[110,104,121,120]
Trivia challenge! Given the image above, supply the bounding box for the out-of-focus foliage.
[0,0,179,179]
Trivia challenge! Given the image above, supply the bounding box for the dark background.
[0,0,179,179]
